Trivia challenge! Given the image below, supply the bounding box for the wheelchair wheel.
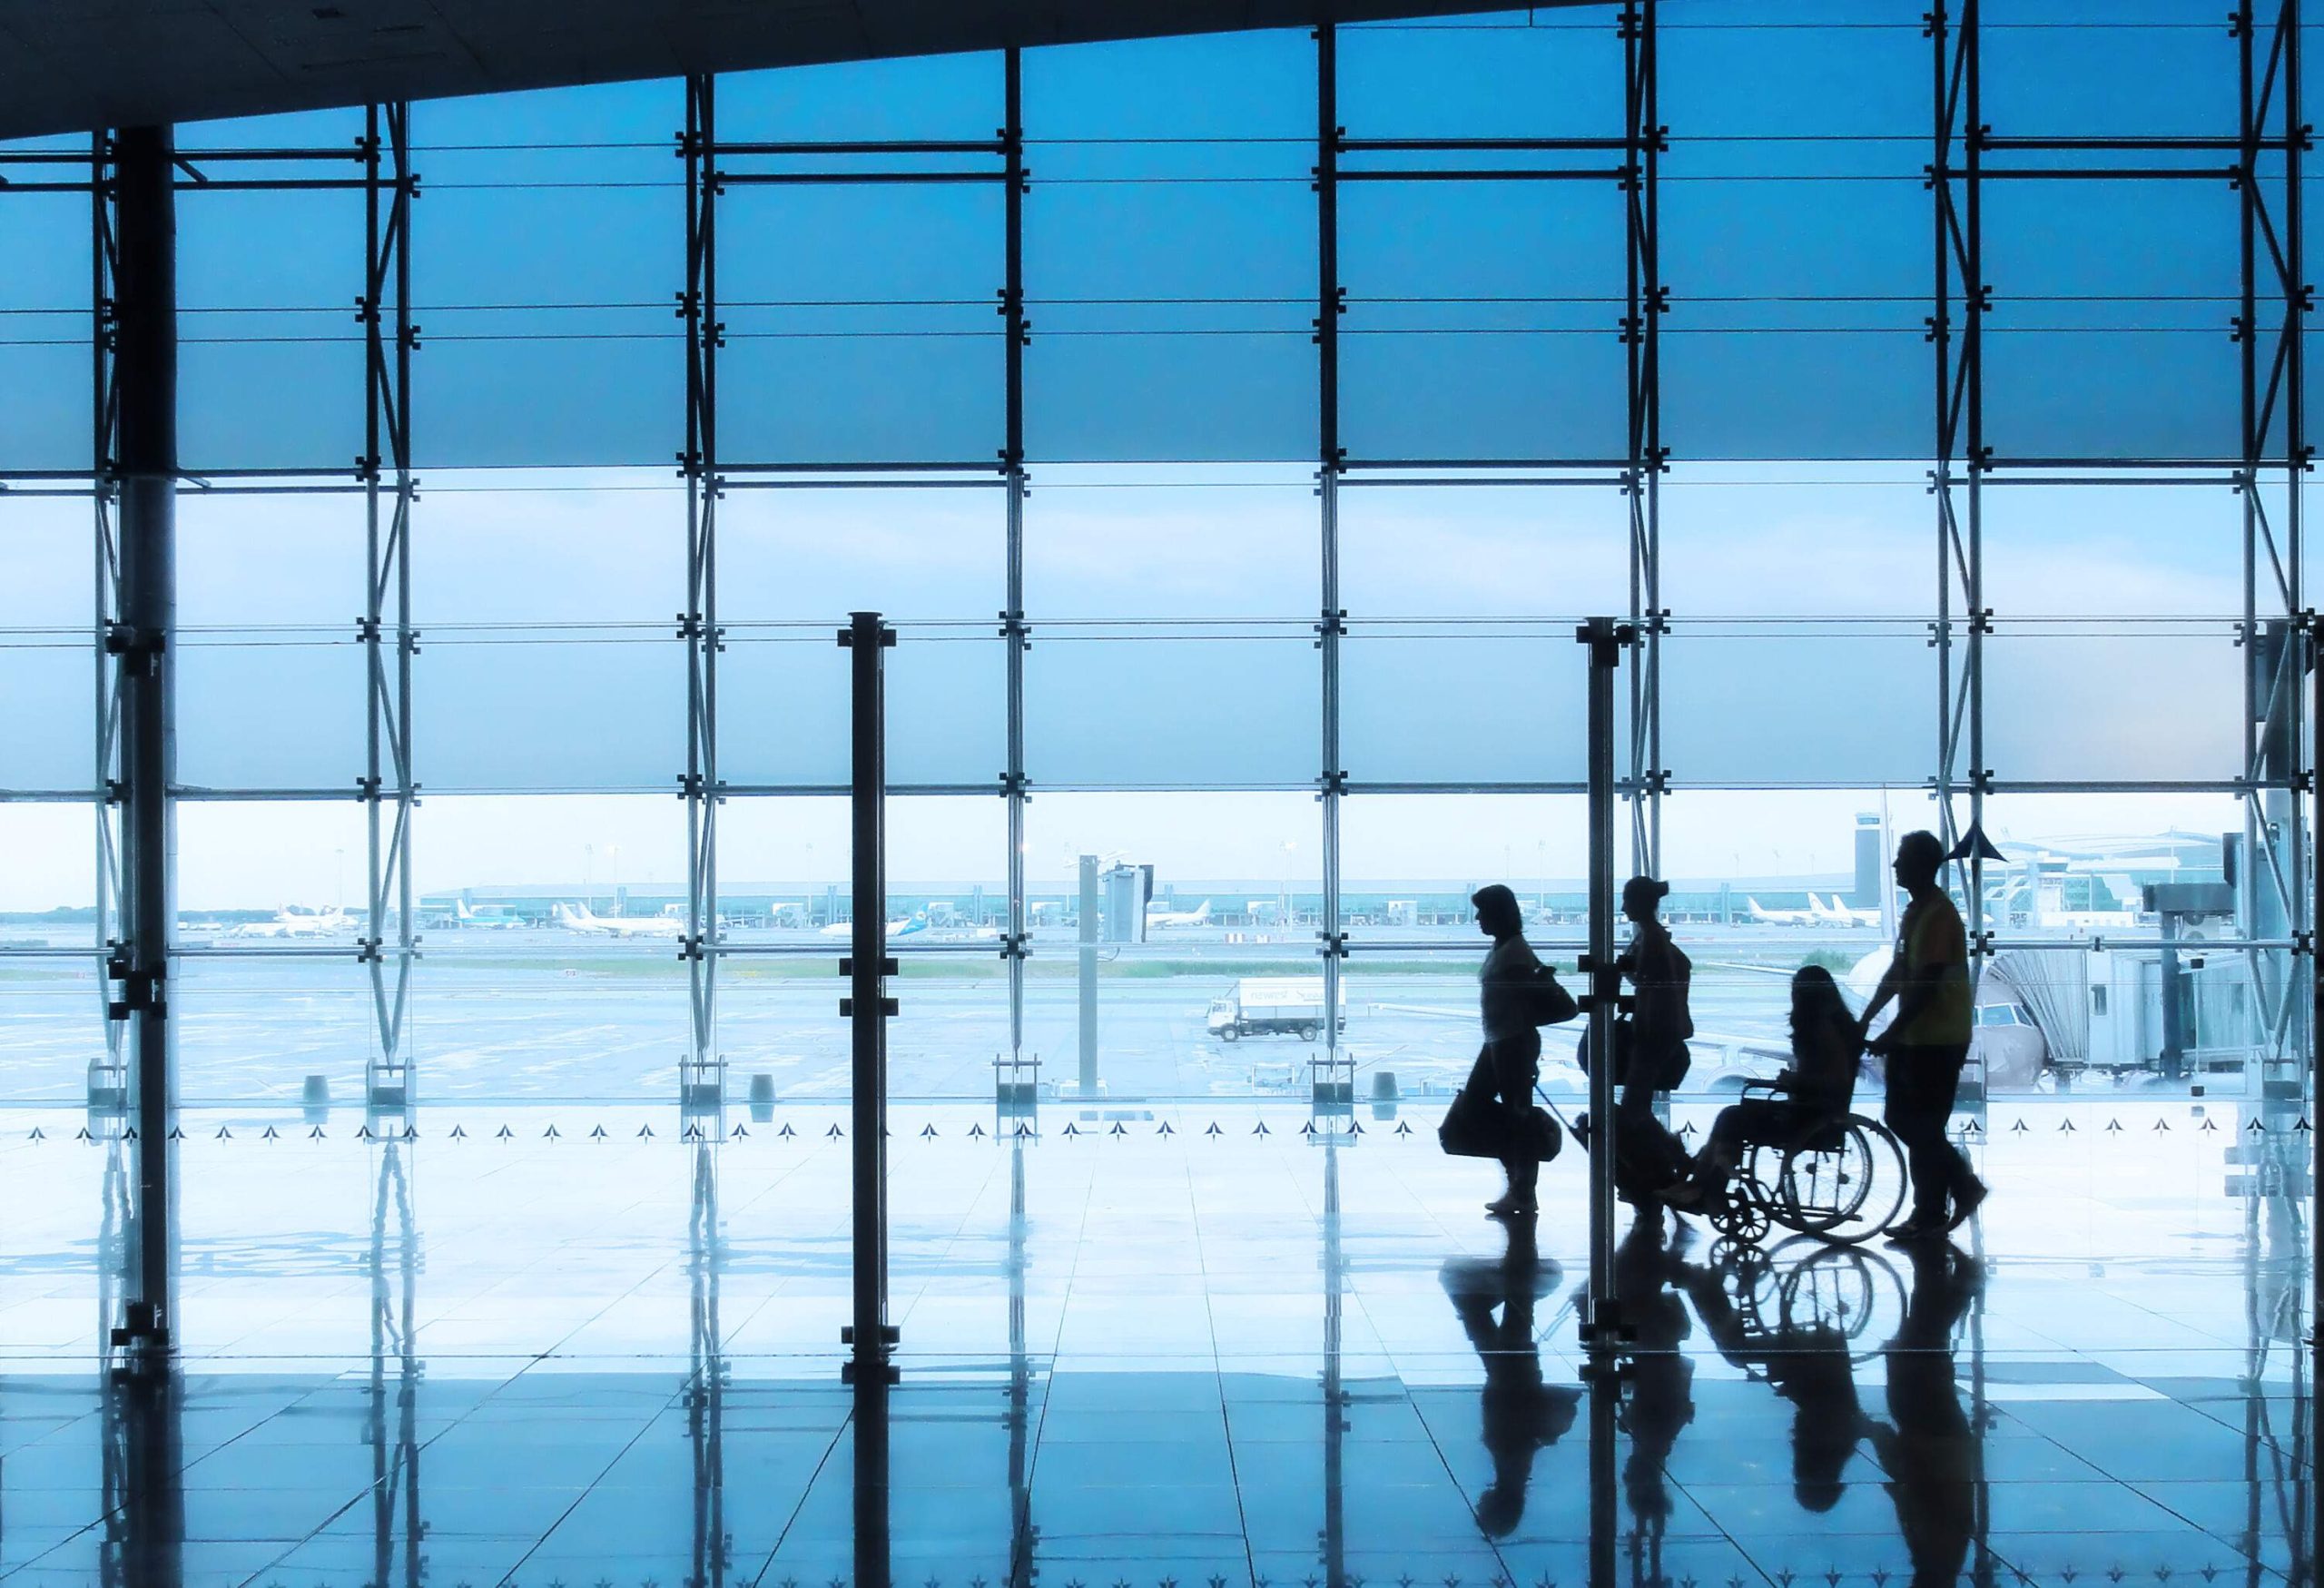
[1706,1175,1772,1245]
[1770,1116,1907,1245]
[1775,1239,1906,1353]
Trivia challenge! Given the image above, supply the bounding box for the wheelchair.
[1699,1080,1909,1247]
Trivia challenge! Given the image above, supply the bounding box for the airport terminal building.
[0,4,2319,1584]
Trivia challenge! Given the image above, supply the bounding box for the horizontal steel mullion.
[1342,780,1590,795]
[1336,168,1627,182]
[174,145,369,163]
[1968,473,2246,488]
[1341,456,1639,470]
[1979,166,2239,181]
[715,140,1007,156]
[0,788,102,802]
[712,171,1006,186]
[1984,456,2261,471]
[0,181,99,192]
[1339,136,1635,153]
[718,459,1006,476]
[1981,135,2288,153]
[1983,778,2284,794]
[171,785,367,802]
[171,178,374,192]
[1336,474,1632,488]
[1983,938,2309,953]
[172,944,365,961]
[720,477,1009,491]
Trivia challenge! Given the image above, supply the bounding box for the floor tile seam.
[1177,1120,1255,1584]
[483,1382,695,1587]
[748,1394,854,1580]
[2121,1472,2309,1563]
[883,1147,1006,1327]
[0,1515,109,1583]
[1019,1127,1110,1501]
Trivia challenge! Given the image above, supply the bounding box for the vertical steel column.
[92,132,131,1119]
[1316,23,1350,1114]
[1002,49,1032,1069]
[361,103,418,1115]
[682,76,725,1116]
[111,123,176,1361]
[1932,2,1987,934]
[1579,617,1628,1343]
[1077,853,1099,1094]
[2234,0,2310,1085]
[841,610,898,1385]
[1620,0,1664,875]
[1581,613,1629,1588]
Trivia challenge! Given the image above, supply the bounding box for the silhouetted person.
[1867,1240,1983,1588]
[1673,964,1862,1207]
[1861,832,1986,1239]
[1575,877,1693,1208]
[1675,1241,1876,1514]
[1471,883,1573,1217]
[1440,1215,1582,1537]
[1613,1214,1697,1533]
[1615,876,1693,1117]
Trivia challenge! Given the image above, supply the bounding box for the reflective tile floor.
[0,1097,2313,1586]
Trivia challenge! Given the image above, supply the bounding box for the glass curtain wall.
[0,1,2309,1114]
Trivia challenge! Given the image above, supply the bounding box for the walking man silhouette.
[1860,831,1987,1239]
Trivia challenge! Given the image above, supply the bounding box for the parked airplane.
[818,913,931,940]
[1743,896,1821,926]
[453,901,526,930]
[553,902,686,939]
[230,905,353,940]
[1808,893,1884,929]
[1146,900,1213,929]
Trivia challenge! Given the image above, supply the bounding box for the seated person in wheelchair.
[1672,964,1862,1204]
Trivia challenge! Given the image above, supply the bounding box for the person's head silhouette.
[1893,830,1945,894]
[1621,874,1669,925]
[1790,962,1852,1032]
[1472,883,1522,942]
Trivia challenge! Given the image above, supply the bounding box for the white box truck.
[1206,977,1349,1042]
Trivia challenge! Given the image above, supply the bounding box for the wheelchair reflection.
[1449,1216,1987,1584]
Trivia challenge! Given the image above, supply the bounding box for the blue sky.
[0,5,2301,906]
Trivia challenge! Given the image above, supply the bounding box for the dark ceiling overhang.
[0,2,1597,142]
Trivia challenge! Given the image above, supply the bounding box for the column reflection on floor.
[689,1139,728,1588]
[367,1139,420,1588]
[1006,1135,1036,1588]
[99,1131,181,1588]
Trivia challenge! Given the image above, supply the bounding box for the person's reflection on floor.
[1674,1244,1874,1514]
[1439,1215,1583,1537]
[1867,1239,1984,1588]
[1614,1213,1698,1533]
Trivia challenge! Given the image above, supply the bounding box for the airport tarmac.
[0,922,2214,1107]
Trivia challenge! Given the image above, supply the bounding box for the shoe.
[1485,1197,1539,1218]
[1885,1216,1945,1243]
[1946,1179,1989,1232]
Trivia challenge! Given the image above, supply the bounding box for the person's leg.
[1883,1051,1949,1227]
[1488,1033,1542,1211]
[1927,1044,1986,1218]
